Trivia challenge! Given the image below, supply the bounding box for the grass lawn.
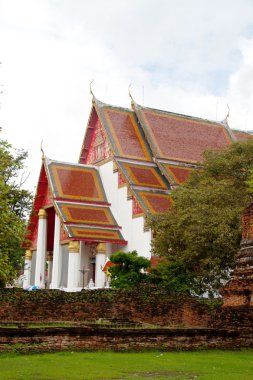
[0,350,253,380]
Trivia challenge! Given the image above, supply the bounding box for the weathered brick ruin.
[220,203,253,307]
[0,204,253,351]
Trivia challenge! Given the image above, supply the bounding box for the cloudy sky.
[1,0,253,191]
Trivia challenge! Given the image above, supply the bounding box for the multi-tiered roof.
[25,96,253,247]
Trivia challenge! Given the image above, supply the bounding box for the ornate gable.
[86,118,112,165]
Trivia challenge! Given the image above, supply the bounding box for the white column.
[67,241,80,289]
[50,213,61,289]
[23,250,32,288]
[34,208,47,287]
[47,252,53,288]
[95,243,106,288]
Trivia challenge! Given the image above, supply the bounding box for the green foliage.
[0,139,33,287]
[109,251,151,288]
[148,260,194,295]
[148,141,253,296]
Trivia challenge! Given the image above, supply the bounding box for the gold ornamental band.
[69,241,80,253]
[96,243,106,253]
[38,208,47,219]
[24,250,32,260]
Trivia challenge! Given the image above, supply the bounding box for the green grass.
[0,350,253,379]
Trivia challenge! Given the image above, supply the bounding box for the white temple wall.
[131,217,151,259]
[99,161,152,259]
[57,244,63,288]
[106,243,112,258]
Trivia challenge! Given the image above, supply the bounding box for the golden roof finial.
[90,79,95,104]
[226,104,230,120]
[222,104,230,125]
[40,140,45,161]
[128,83,135,109]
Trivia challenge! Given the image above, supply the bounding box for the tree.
[148,140,253,296]
[109,251,151,288]
[0,139,33,287]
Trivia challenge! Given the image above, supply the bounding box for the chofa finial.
[128,83,135,109]
[90,79,95,104]
[90,79,94,96]
[128,83,132,99]
[226,104,230,120]
[40,140,45,160]
[221,104,230,126]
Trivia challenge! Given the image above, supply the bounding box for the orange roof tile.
[157,161,193,185]
[66,225,125,243]
[116,160,169,189]
[133,189,173,214]
[233,130,253,142]
[46,159,107,203]
[94,100,152,162]
[55,201,118,227]
[135,104,234,163]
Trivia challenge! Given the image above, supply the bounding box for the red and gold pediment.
[86,118,112,165]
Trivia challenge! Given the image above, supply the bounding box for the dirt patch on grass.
[99,371,199,379]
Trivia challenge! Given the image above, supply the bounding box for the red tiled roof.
[45,159,126,243]
[233,130,253,142]
[116,160,169,189]
[25,158,127,246]
[46,160,107,203]
[157,161,193,185]
[94,100,152,162]
[135,105,233,163]
[55,202,118,227]
[133,189,173,214]
[65,225,125,243]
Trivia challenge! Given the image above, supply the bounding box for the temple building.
[23,95,252,290]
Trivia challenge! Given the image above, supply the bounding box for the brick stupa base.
[220,203,253,307]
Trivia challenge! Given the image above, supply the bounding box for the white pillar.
[34,208,47,287]
[23,250,32,288]
[67,241,80,289]
[95,243,106,288]
[50,213,61,289]
[47,252,53,288]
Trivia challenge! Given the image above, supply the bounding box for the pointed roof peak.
[128,83,136,110]
[89,79,96,105]
[220,104,237,141]
[221,104,230,124]
[40,140,45,161]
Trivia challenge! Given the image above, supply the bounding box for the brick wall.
[0,288,215,327]
[1,288,253,351]
[0,326,252,352]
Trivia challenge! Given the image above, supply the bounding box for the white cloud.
[0,0,253,191]
[226,38,253,131]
